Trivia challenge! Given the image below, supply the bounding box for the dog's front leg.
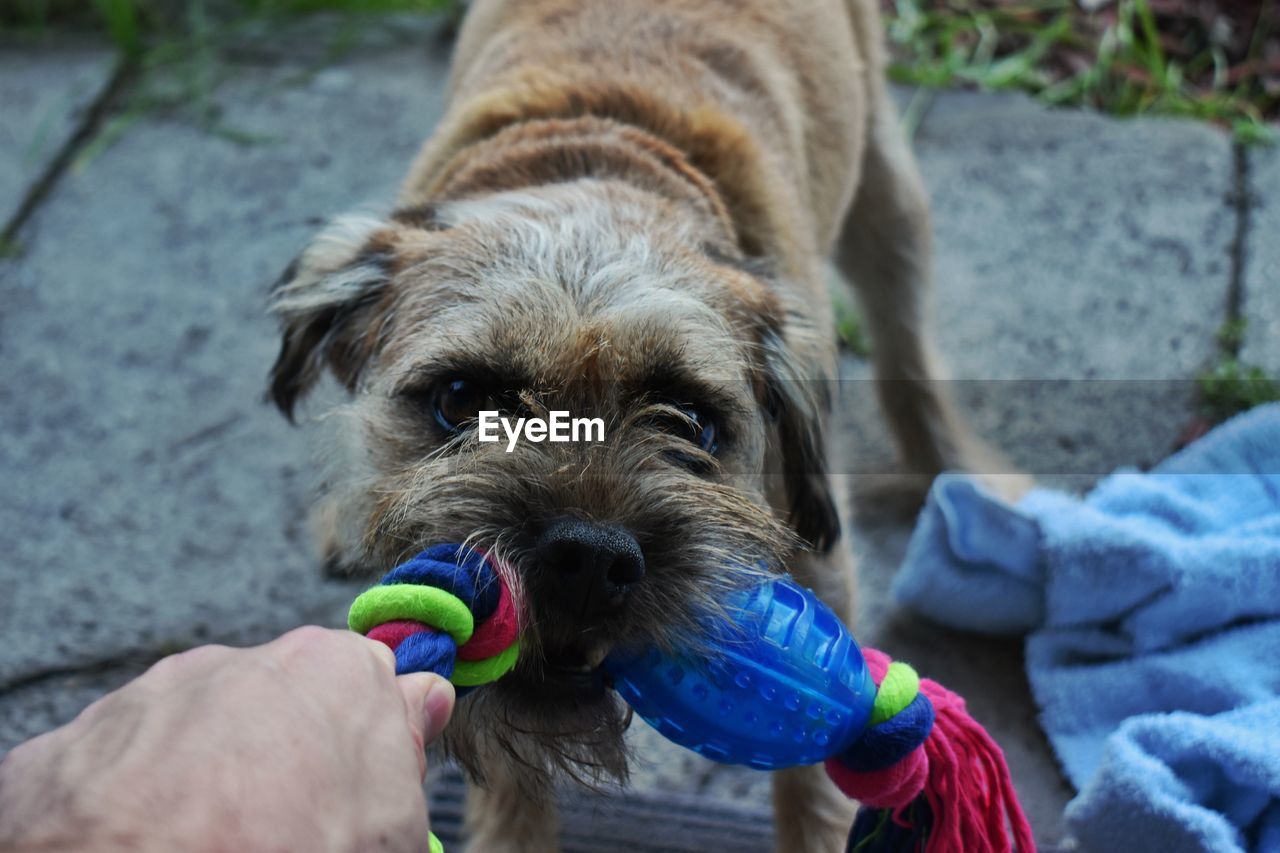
[772,763,857,853]
[464,768,559,853]
[770,520,859,853]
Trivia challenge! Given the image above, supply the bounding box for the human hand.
[0,626,455,852]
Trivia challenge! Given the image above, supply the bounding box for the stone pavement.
[1246,147,1280,374]
[1,18,1275,852]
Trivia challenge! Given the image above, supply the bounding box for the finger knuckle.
[148,643,231,679]
[277,624,340,652]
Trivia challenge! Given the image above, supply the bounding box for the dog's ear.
[268,214,398,421]
[761,321,841,553]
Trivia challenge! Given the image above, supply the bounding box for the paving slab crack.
[0,649,166,697]
[0,58,135,250]
[166,412,246,455]
[1222,141,1254,358]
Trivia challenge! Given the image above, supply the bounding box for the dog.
[267,0,1006,849]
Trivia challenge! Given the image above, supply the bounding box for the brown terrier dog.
[268,0,1001,849]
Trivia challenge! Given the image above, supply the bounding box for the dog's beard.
[441,663,635,794]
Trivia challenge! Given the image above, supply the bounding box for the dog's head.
[269,179,836,788]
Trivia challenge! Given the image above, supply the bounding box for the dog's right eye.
[430,378,494,434]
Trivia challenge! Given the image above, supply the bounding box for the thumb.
[397,673,456,760]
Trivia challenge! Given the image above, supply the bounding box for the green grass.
[241,0,449,11]
[1198,318,1280,421]
[0,235,25,259]
[883,0,1276,144]
[829,276,872,358]
[835,297,871,358]
[1214,316,1250,352]
[92,0,144,57]
[1199,358,1280,421]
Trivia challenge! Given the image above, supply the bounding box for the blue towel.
[891,403,1280,853]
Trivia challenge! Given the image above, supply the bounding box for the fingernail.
[422,677,456,744]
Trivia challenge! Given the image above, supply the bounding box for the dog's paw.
[859,433,1034,518]
[937,441,1034,504]
[968,469,1034,503]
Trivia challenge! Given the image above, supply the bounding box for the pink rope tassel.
[917,673,1036,853]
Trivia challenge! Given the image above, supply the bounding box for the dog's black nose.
[536,519,645,617]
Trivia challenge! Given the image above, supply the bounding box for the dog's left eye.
[686,408,720,455]
[430,378,495,433]
[653,406,720,456]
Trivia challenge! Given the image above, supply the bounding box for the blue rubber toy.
[604,575,877,770]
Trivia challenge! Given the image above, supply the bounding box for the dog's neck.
[410,116,742,249]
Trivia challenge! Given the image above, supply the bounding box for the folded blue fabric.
[892,403,1280,852]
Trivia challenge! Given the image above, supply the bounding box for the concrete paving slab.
[917,92,1233,380]
[1244,145,1280,375]
[906,92,1233,482]
[0,37,451,694]
[0,38,117,230]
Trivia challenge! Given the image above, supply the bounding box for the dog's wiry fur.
[268,0,1011,849]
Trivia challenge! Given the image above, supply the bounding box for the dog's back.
[405,0,882,268]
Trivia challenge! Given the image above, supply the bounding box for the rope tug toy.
[347,544,521,693]
[349,545,1034,853]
